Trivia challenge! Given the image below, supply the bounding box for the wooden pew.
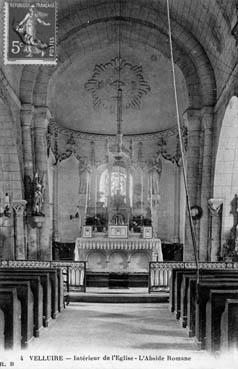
[0,274,43,337]
[179,273,238,329]
[0,267,64,320]
[220,298,238,351]
[0,308,5,348]
[55,268,64,312]
[206,289,238,351]
[0,281,34,347]
[0,288,21,350]
[172,269,238,321]
[43,269,58,319]
[188,279,238,347]
[19,268,58,320]
[22,268,60,319]
[169,268,183,313]
[0,269,51,327]
[173,269,200,319]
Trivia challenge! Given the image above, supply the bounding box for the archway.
[0,96,23,260]
[214,96,238,246]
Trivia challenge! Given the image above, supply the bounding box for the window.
[99,166,132,206]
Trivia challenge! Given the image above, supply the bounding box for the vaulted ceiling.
[1,0,237,135]
[48,45,188,134]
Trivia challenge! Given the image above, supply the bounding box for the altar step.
[86,272,148,288]
[69,288,169,303]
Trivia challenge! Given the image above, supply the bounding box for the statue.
[32,172,45,216]
[78,158,92,194]
[112,189,125,209]
[148,155,162,196]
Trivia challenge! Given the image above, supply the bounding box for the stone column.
[199,107,214,261]
[208,198,223,261]
[20,104,38,260]
[34,107,52,261]
[174,165,181,243]
[12,200,27,260]
[21,104,34,180]
[0,216,14,260]
[183,109,201,261]
[52,165,60,241]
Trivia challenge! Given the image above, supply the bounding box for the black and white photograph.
[0,1,238,368]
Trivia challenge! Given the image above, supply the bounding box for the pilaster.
[34,107,52,260]
[199,107,214,261]
[208,198,223,261]
[21,104,38,260]
[183,109,201,261]
[12,200,27,260]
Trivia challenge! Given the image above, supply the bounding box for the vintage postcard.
[0,0,238,368]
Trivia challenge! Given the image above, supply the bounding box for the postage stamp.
[4,1,57,65]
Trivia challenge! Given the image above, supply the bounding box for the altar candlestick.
[150,180,153,219]
[118,166,120,192]
[85,172,89,216]
[141,172,143,213]
[94,173,97,216]
[5,193,10,206]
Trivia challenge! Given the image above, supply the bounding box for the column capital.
[12,200,27,217]
[201,106,214,115]
[208,198,223,216]
[201,106,214,130]
[183,109,201,131]
[21,103,34,114]
[21,104,35,127]
[183,108,201,119]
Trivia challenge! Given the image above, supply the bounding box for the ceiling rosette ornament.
[85,56,151,113]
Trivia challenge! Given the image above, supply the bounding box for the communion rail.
[148,261,238,293]
[0,260,87,292]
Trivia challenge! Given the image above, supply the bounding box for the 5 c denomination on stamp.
[4,1,57,65]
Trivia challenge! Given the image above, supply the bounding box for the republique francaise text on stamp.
[4,1,57,64]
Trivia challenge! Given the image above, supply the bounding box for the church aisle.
[28,302,199,352]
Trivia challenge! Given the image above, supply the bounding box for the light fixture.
[108,0,128,163]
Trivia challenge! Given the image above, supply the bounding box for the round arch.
[213,96,238,243]
[0,96,23,199]
[19,2,216,111]
[0,94,23,259]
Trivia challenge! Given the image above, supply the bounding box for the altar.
[73,106,164,278]
[75,229,162,273]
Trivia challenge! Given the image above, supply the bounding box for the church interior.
[1,0,238,362]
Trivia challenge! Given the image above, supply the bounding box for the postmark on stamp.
[4,2,57,65]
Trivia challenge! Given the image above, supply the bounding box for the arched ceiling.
[14,0,237,135]
[48,45,188,135]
